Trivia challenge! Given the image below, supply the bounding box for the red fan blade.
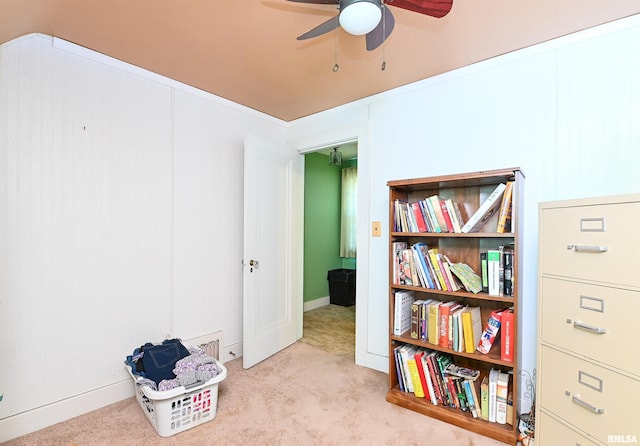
[286,0,338,4]
[385,0,453,18]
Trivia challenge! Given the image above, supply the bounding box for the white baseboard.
[0,380,133,443]
[304,296,330,312]
[223,341,243,363]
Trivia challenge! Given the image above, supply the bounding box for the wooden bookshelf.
[386,168,524,445]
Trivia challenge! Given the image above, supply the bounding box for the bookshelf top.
[387,167,523,191]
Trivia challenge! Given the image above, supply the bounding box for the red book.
[411,202,428,233]
[426,352,444,405]
[501,308,515,362]
[438,198,456,232]
[438,301,458,348]
[414,350,432,402]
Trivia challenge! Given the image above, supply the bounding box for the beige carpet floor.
[3,305,505,446]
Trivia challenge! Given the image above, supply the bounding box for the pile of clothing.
[125,338,220,391]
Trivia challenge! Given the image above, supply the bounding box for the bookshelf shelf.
[390,335,514,367]
[387,388,516,444]
[392,232,515,239]
[386,168,523,445]
[391,285,516,303]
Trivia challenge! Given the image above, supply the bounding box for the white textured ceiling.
[1,0,639,121]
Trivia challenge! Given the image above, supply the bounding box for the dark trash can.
[327,269,356,306]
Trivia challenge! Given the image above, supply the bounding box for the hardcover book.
[496,371,510,424]
[392,241,408,285]
[438,197,456,232]
[410,299,425,340]
[423,198,442,233]
[414,350,432,402]
[461,306,482,354]
[438,301,459,348]
[496,181,514,233]
[480,376,489,420]
[427,300,441,345]
[477,309,503,354]
[488,368,499,423]
[480,251,489,293]
[444,198,462,233]
[407,356,425,398]
[412,242,435,289]
[464,379,479,418]
[411,201,428,233]
[419,353,438,404]
[444,363,481,381]
[500,307,515,362]
[503,248,514,296]
[393,290,415,336]
[487,249,501,296]
[448,262,483,294]
[461,183,506,233]
[428,195,449,233]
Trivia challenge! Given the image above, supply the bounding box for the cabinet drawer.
[540,277,639,377]
[539,201,640,288]
[539,346,640,445]
[537,411,601,446]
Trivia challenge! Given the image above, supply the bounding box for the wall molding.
[0,380,133,443]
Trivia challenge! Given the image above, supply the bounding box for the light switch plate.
[372,221,381,237]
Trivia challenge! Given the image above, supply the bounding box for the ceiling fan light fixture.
[339,0,382,35]
[329,147,342,166]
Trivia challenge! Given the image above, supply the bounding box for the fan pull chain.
[381,4,387,70]
[381,40,387,71]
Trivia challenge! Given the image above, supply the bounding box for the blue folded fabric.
[126,338,191,385]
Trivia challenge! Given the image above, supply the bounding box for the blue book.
[412,242,435,289]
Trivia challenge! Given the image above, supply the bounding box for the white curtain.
[340,167,357,258]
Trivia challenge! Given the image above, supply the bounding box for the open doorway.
[300,143,358,360]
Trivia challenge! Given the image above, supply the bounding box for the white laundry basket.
[126,357,227,437]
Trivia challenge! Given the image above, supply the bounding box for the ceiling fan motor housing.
[339,0,382,35]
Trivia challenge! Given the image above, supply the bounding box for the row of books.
[393,181,515,234]
[393,242,483,294]
[480,245,515,297]
[393,346,513,424]
[393,195,466,234]
[394,290,515,361]
[394,292,482,354]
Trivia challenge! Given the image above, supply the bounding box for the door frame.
[289,125,387,373]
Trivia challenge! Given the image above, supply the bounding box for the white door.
[243,134,303,368]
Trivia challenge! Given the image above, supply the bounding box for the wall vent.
[185,331,223,361]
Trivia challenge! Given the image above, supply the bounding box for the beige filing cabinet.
[536,194,640,445]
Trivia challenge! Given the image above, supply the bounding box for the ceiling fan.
[287,0,453,51]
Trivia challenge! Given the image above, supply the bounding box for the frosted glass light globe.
[339,1,382,36]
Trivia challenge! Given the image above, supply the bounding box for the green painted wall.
[303,153,357,303]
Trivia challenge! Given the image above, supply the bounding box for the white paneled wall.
[1,34,174,418]
[0,34,285,441]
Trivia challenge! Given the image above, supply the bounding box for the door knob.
[249,259,259,272]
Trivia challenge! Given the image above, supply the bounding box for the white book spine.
[461,183,506,233]
[487,250,501,296]
[488,369,498,423]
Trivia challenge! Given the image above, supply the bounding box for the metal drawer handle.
[572,395,605,414]
[567,244,608,253]
[573,321,607,334]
